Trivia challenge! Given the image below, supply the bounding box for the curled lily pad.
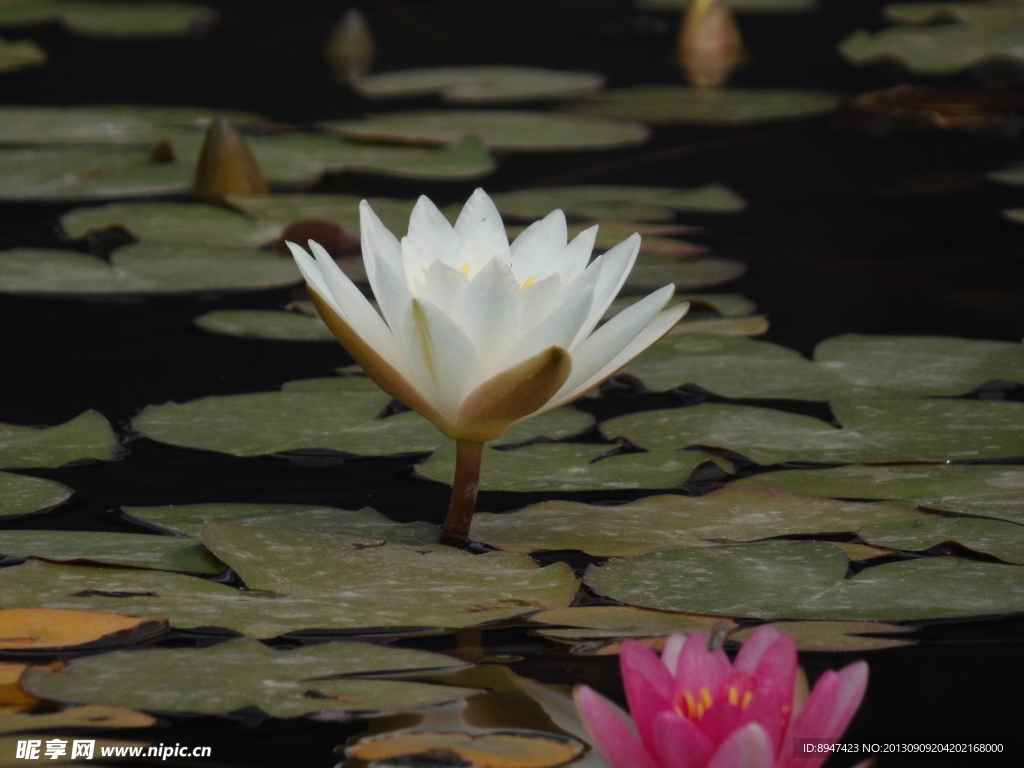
[469,488,928,557]
[606,399,1024,465]
[417,443,722,492]
[566,87,840,125]
[0,472,72,518]
[0,608,165,651]
[730,621,914,652]
[123,502,439,545]
[0,1,217,38]
[858,517,1024,564]
[226,193,417,235]
[194,308,335,342]
[0,37,45,73]
[353,66,605,103]
[319,110,649,152]
[0,411,118,468]
[23,638,477,717]
[625,256,746,290]
[492,185,746,222]
[637,0,817,12]
[347,731,585,768]
[832,542,896,562]
[0,243,301,296]
[0,530,224,574]
[731,464,1024,524]
[585,540,1024,620]
[604,293,756,321]
[528,606,734,641]
[61,202,280,248]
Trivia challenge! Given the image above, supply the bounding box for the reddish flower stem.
[440,439,484,548]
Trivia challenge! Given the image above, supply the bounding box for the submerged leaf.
[0,608,165,651]
[353,66,604,103]
[0,411,117,468]
[0,472,72,519]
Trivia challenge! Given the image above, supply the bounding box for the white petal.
[553,224,597,285]
[454,188,504,238]
[399,297,486,422]
[547,289,687,409]
[509,209,567,283]
[369,246,415,345]
[453,188,509,274]
[450,258,522,374]
[304,240,408,375]
[419,259,469,315]
[359,200,402,297]
[407,195,459,262]
[401,235,435,291]
[570,232,640,350]
[498,278,594,372]
[519,272,562,333]
[286,241,335,311]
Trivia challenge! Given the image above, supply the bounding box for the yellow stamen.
[700,688,713,711]
[741,691,753,709]
[461,263,470,276]
[728,686,739,707]
[520,275,537,290]
[682,691,697,718]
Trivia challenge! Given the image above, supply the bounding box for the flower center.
[672,685,753,723]
[519,275,538,290]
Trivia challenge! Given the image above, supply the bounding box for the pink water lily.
[575,625,868,768]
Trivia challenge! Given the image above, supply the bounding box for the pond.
[0,0,1022,766]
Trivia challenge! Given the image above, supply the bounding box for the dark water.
[0,1,1022,766]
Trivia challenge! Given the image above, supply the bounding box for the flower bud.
[324,9,376,83]
[191,115,268,203]
[677,0,744,88]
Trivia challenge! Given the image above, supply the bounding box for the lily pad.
[0,37,44,73]
[491,185,746,222]
[122,502,439,545]
[23,638,477,717]
[469,487,928,557]
[585,540,1024,620]
[318,111,649,152]
[353,66,605,103]
[417,443,722,492]
[637,0,817,12]
[0,1,217,38]
[858,517,1024,564]
[814,334,1024,396]
[0,704,155,734]
[624,256,747,289]
[60,202,281,248]
[194,309,336,341]
[990,162,1024,186]
[839,13,1024,75]
[566,87,840,125]
[528,606,735,640]
[0,608,165,651]
[604,293,756,320]
[606,399,1024,465]
[730,621,914,652]
[226,193,417,235]
[883,1,1024,25]
[731,464,1024,524]
[0,528,578,636]
[667,315,769,337]
[0,243,301,296]
[0,530,224,574]
[347,731,584,768]
[0,411,118,468]
[1004,208,1024,224]
[0,472,72,518]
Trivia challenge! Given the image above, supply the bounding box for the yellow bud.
[324,8,376,83]
[191,115,268,203]
[677,0,744,88]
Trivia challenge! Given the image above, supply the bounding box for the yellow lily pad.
[347,731,585,768]
[0,37,44,73]
[0,705,155,734]
[0,608,165,650]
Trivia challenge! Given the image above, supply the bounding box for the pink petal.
[621,640,676,747]
[674,634,732,698]
[574,686,660,768]
[734,625,783,674]
[661,634,687,676]
[750,635,798,728]
[706,723,775,768]
[651,710,716,768]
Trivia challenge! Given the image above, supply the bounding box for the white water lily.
[288,188,688,541]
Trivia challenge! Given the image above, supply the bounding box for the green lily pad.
[625,256,747,290]
[883,1,1024,25]
[122,503,439,545]
[0,472,72,518]
[730,621,914,652]
[417,443,722,492]
[23,638,477,717]
[0,106,259,145]
[585,540,1024,620]
[0,37,45,73]
[528,606,733,640]
[858,517,1024,564]
[134,379,592,456]
[0,530,223,574]
[606,399,1024,465]
[353,66,605,103]
[839,13,1024,75]
[318,111,649,152]
[566,87,840,125]
[226,193,418,236]
[1005,208,1024,224]
[194,308,335,342]
[668,315,769,337]
[814,334,1024,395]
[637,0,817,12]
[491,185,746,222]
[61,202,280,248]
[0,243,301,296]
[990,162,1024,186]
[604,294,756,321]
[469,487,928,557]
[0,527,578,635]
[731,464,1024,524]
[0,411,118,468]
[0,1,217,38]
